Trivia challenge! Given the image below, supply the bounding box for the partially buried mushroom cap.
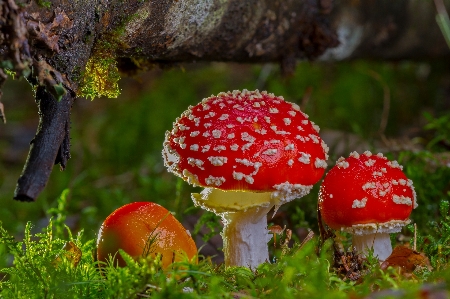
[97,202,197,269]
[319,151,418,234]
[163,90,329,209]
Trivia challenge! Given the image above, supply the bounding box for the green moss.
[78,11,147,99]
[36,0,51,8]
[79,53,121,100]
[3,69,16,80]
[78,38,121,99]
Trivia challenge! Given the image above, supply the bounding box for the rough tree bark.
[0,0,449,201]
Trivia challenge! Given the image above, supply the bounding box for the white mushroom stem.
[221,205,272,268]
[352,232,392,261]
[191,188,276,268]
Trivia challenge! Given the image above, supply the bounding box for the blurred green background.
[0,61,449,257]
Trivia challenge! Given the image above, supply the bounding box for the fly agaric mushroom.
[318,151,418,261]
[97,202,197,269]
[163,90,328,268]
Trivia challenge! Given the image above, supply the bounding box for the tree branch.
[14,87,73,202]
[5,0,100,201]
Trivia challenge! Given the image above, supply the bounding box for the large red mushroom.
[163,90,328,268]
[318,151,418,261]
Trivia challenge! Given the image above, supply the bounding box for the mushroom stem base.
[352,232,392,261]
[221,205,272,268]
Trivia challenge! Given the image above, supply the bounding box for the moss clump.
[78,52,121,100]
[3,68,16,79]
[36,0,51,8]
[77,11,143,100]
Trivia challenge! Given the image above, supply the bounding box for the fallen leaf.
[53,241,82,267]
[380,245,432,274]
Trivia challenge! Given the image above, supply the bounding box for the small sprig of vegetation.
[193,211,222,243]
[36,0,51,8]
[410,199,450,271]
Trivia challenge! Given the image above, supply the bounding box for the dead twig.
[365,70,391,136]
[299,229,314,250]
[434,0,450,48]
[414,223,417,251]
[333,242,365,281]
[0,69,7,124]
[317,202,334,247]
[0,101,5,124]
[300,86,313,112]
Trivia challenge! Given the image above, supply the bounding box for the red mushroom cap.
[97,202,197,268]
[318,151,417,234]
[163,90,328,195]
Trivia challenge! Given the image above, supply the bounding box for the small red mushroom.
[163,90,328,268]
[318,151,418,261]
[97,202,197,269]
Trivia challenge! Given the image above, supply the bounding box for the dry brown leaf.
[26,8,73,53]
[380,245,432,274]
